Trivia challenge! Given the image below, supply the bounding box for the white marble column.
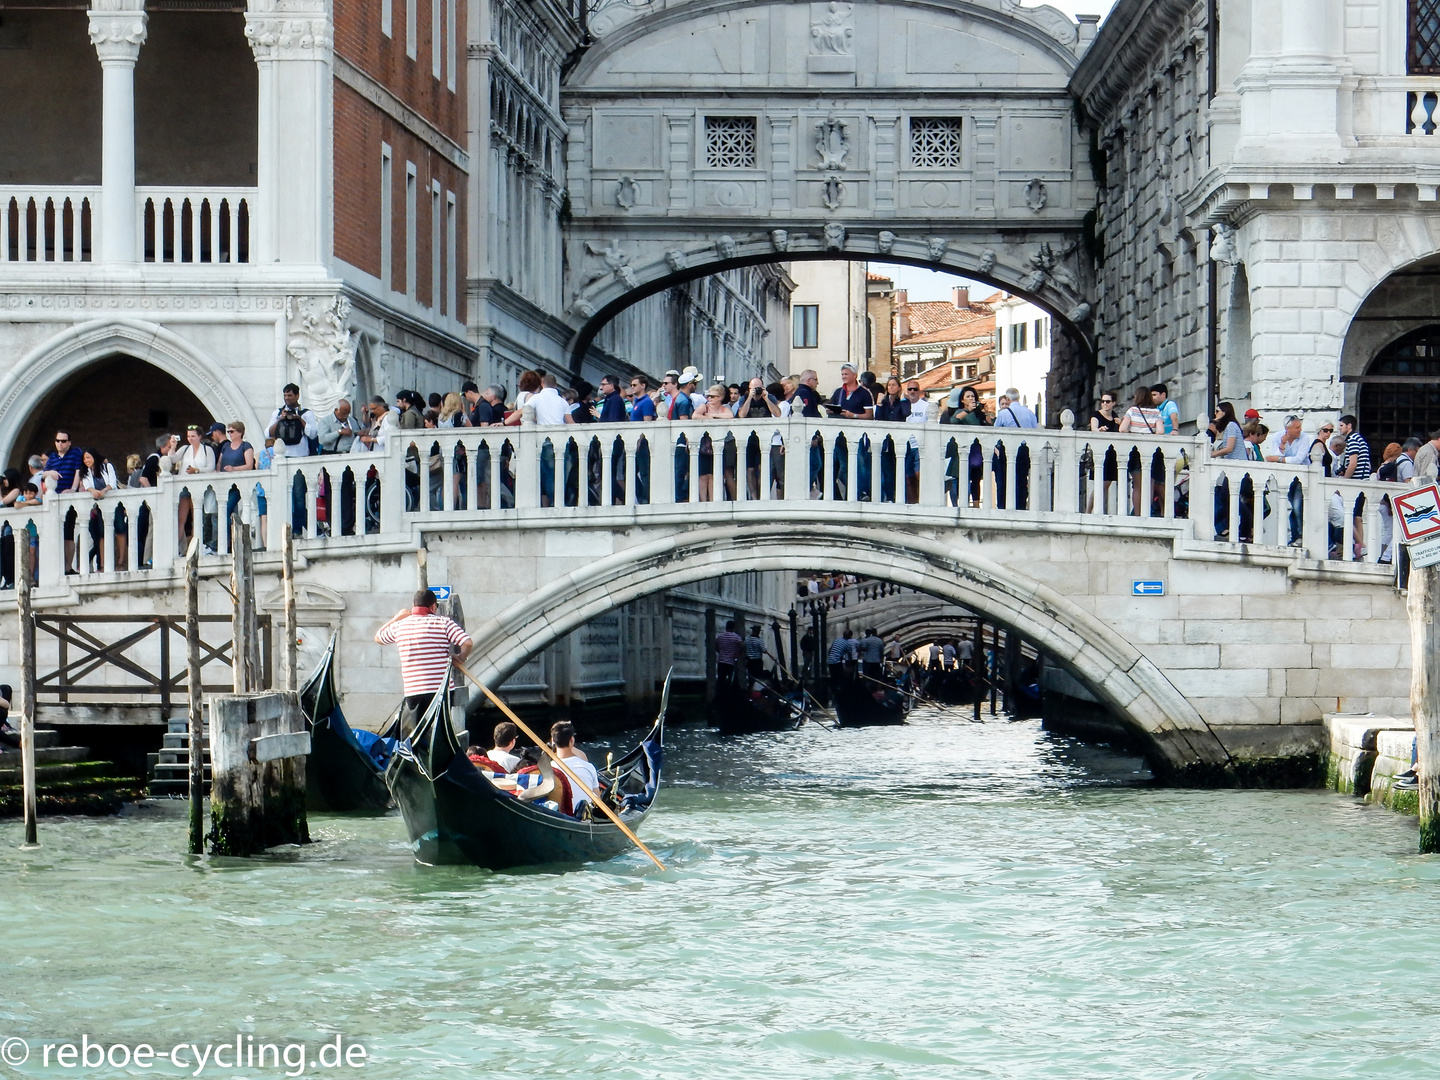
[245,1,333,266]
[88,1,147,263]
[1235,0,1348,161]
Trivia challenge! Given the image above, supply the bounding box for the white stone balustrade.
[0,421,1403,594]
[137,188,256,265]
[0,188,101,264]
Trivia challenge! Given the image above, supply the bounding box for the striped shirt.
[376,613,472,696]
[827,637,855,664]
[1343,432,1372,480]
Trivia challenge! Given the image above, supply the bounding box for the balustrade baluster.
[653,430,675,507]
[102,504,118,575]
[19,198,32,262]
[441,444,456,512]
[784,423,806,503]
[599,436,615,507]
[624,433,639,507]
[127,501,141,572]
[846,430,860,503]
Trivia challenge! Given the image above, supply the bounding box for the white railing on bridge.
[0,419,1402,593]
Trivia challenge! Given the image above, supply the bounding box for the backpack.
[276,410,305,446]
[1377,459,1400,482]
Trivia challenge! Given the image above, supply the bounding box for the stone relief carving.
[715,235,738,260]
[585,239,637,288]
[770,229,790,253]
[1024,243,1078,294]
[1025,179,1048,212]
[811,2,854,54]
[87,9,148,60]
[823,223,847,250]
[1209,224,1239,266]
[815,115,850,171]
[244,14,331,61]
[664,248,688,272]
[1066,303,1092,323]
[285,295,357,415]
[926,236,949,262]
[876,230,896,254]
[570,296,596,319]
[615,175,638,210]
[977,249,998,274]
[822,176,845,211]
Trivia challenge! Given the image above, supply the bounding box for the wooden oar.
[855,669,945,710]
[455,660,667,872]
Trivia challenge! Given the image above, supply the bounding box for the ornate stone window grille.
[1410,0,1440,74]
[705,117,758,169]
[1356,324,1440,453]
[910,117,965,168]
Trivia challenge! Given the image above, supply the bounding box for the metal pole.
[788,607,799,685]
[770,618,786,677]
[18,542,37,847]
[704,606,717,704]
[283,522,297,693]
[186,539,204,855]
[231,516,245,693]
[973,619,982,724]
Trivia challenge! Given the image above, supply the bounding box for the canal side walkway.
[0,730,147,817]
[1325,714,1420,816]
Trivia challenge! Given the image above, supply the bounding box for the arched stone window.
[1357,325,1440,450]
[1410,0,1440,74]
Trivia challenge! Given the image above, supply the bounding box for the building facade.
[992,292,1052,423]
[1070,0,1440,452]
[786,260,869,388]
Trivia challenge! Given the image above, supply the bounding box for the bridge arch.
[461,522,1233,779]
[0,318,259,466]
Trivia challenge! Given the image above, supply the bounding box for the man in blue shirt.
[45,430,84,573]
[992,389,1037,510]
[1150,383,1180,435]
[627,374,655,503]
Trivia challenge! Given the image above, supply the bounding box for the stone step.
[162,732,210,750]
[0,759,122,786]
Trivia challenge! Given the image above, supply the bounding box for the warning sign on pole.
[1394,484,1440,568]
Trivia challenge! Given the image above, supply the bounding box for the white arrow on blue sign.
[1132,581,1165,596]
[430,585,452,601]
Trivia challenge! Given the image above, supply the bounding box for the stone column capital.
[88,10,148,64]
[244,13,332,62]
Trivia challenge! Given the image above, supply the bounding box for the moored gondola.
[300,634,396,812]
[711,675,805,735]
[830,674,911,727]
[387,670,667,869]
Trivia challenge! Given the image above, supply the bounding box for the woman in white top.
[692,385,734,502]
[176,425,215,554]
[75,449,124,570]
[1118,386,1163,516]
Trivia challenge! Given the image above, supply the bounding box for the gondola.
[830,674,911,727]
[927,667,979,707]
[299,634,397,812]
[711,674,805,735]
[387,669,667,869]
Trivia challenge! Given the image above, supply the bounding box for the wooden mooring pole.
[18,542,37,847]
[231,516,258,693]
[283,523,297,693]
[1410,564,1440,852]
[185,539,204,855]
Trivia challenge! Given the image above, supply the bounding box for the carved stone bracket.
[715,235,738,260]
[822,176,845,211]
[877,230,896,254]
[926,236,949,262]
[823,223,846,250]
[616,175,638,210]
[770,229,790,253]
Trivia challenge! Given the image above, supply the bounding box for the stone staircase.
[0,730,148,816]
[146,716,212,797]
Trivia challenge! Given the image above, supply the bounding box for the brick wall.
[332,0,464,144]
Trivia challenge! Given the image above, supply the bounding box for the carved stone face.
[770,229,789,252]
[877,230,896,253]
[716,235,738,259]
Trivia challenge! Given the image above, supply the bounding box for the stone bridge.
[558,0,1099,361]
[0,417,1407,781]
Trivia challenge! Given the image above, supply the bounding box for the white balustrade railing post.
[379,443,404,533]
[785,420,807,502]
[599,432,615,506]
[441,441,456,512]
[653,429,676,506]
[36,499,63,589]
[919,424,945,507]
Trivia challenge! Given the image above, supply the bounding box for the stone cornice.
[1069,0,1195,125]
[333,57,469,172]
[87,9,148,63]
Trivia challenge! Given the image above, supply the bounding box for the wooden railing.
[31,614,272,722]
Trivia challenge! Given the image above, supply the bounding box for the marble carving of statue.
[285,295,357,415]
[811,2,853,55]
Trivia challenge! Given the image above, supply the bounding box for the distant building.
[992,293,1053,424]
[866,272,897,377]
[787,261,868,388]
[891,288,997,409]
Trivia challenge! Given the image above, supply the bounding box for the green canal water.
[3,709,1439,1078]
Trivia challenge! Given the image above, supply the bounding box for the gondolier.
[375,588,473,731]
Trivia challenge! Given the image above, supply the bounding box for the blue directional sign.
[430,584,452,601]
[1132,580,1165,597]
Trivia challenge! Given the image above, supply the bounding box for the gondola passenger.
[489,721,522,772]
[519,721,600,815]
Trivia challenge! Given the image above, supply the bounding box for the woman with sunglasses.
[873,376,909,502]
[175,424,216,554]
[692,384,734,501]
[1088,392,1120,511]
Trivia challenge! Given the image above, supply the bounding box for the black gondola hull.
[831,682,909,727]
[300,636,394,812]
[387,671,665,870]
[710,683,802,735]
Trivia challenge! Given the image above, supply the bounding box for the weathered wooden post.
[990,623,999,716]
[185,539,204,855]
[1410,563,1440,852]
[18,542,38,847]
[704,606,717,703]
[972,619,983,723]
[231,516,259,693]
[208,691,310,856]
[282,523,297,692]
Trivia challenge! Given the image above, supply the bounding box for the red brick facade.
[331,0,466,319]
